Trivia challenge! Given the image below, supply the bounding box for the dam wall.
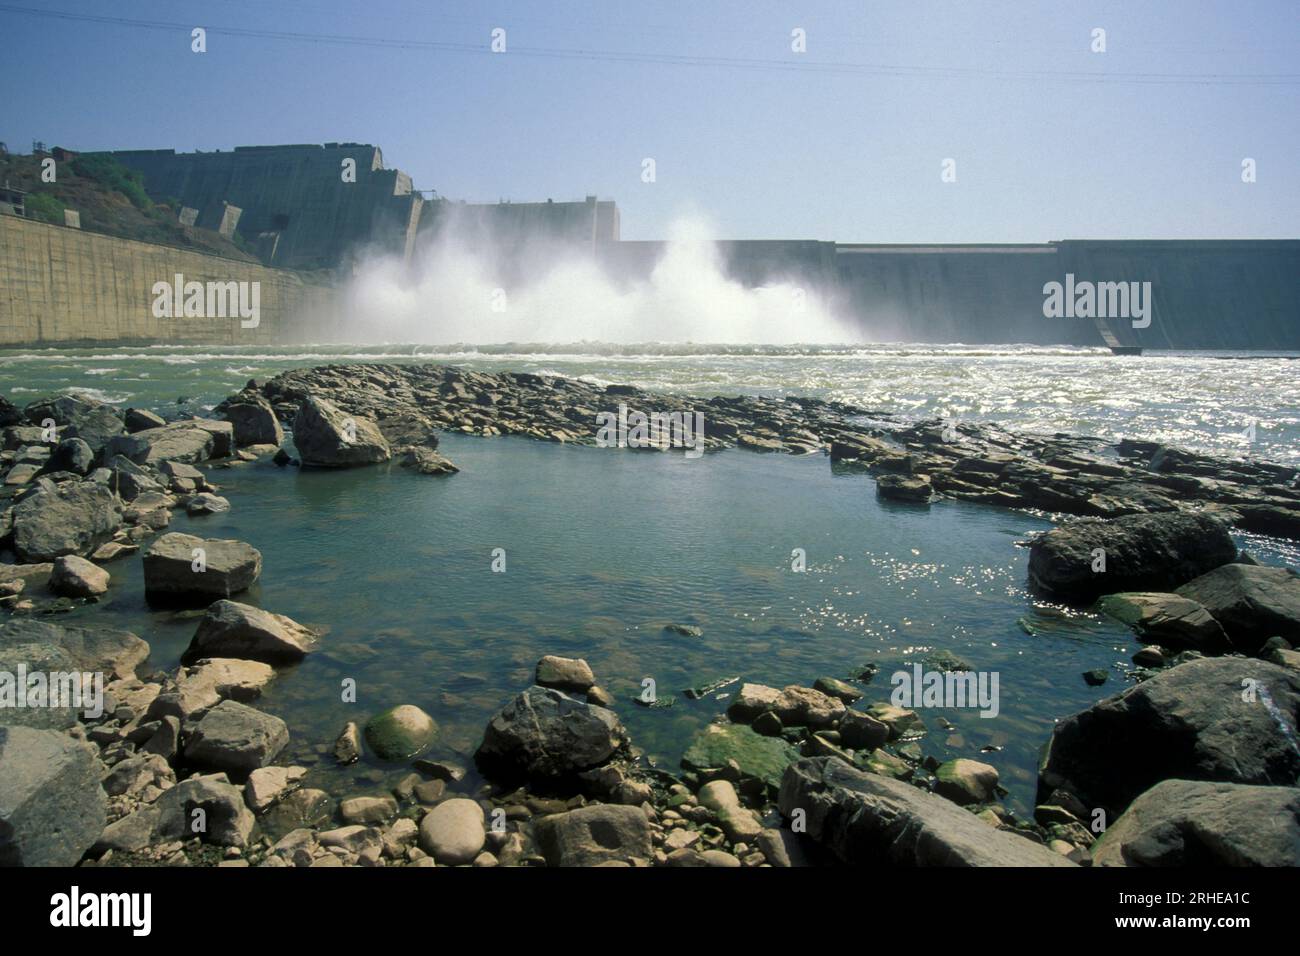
[0,215,335,346]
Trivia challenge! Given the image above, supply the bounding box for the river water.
[2,342,1297,816]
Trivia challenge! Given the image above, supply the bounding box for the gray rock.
[778,757,1074,866]
[698,779,763,842]
[399,446,458,475]
[97,773,255,851]
[876,473,933,503]
[11,482,122,562]
[149,657,275,721]
[124,408,166,433]
[1092,779,1300,867]
[292,397,391,468]
[105,422,215,465]
[143,533,262,604]
[0,725,107,866]
[1027,512,1237,600]
[1175,564,1300,654]
[838,708,890,750]
[418,798,485,865]
[186,492,231,516]
[245,765,307,812]
[48,554,110,598]
[0,618,149,680]
[183,699,289,776]
[533,803,652,866]
[187,600,319,664]
[1096,591,1231,653]
[475,685,626,784]
[1039,656,1300,817]
[26,395,124,454]
[45,437,94,476]
[221,395,284,447]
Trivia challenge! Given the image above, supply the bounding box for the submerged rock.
[779,757,1073,866]
[398,446,458,475]
[1092,779,1300,867]
[476,686,625,785]
[1096,591,1230,653]
[1039,656,1300,817]
[364,704,438,761]
[1027,511,1236,600]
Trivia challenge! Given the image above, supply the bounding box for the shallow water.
[36,433,1190,814]
[3,344,1297,818]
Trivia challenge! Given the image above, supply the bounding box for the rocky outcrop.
[1175,564,1300,653]
[1092,779,1300,867]
[11,482,121,562]
[142,532,262,604]
[1039,656,1300,816]
[292,396,390,468]
[1027,511,1237,600]
[476,686,626,785]
[105,420,221,465]
[187,600,319,664]
[778,757,1074,866]
[0,725,107,866]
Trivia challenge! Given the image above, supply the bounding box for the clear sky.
[2,0,1297,242]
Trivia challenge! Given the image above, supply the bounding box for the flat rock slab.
[143,532,261,604]
[779,756,1075,867]
[533,803,652,866]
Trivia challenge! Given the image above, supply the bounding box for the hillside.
[0,149,258,262]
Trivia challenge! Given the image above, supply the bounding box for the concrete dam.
[1,142,1296,349]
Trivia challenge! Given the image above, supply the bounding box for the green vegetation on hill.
[0,149,257,263]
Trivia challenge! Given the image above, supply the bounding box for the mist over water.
[341,216,856,345]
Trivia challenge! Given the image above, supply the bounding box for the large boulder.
[533,804,652,866]
[0,619,149,680]
[417,798,485,865]
[364,704,438,761]
[1039,656,1300,817]
[1175,564,1300,654]
[475,686,626,785]
[1096,591,1231,653]
[0,725,107,866]
[292,397,390,468]
[11,482,122,562]
[187,600,319,664]
[105,422,215,465]
[778,757,1074,866]
[44,437,94,476]
[220,395,284,448]
[1027,512,1236,600]
[183,699,289,776]
[1091,779,1300,867]
[143,532,262,605]
[25,394,124,454]
[48,554,110,598]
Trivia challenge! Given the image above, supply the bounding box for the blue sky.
[2,0,1296,242]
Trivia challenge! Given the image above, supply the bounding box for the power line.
[2,3,1299,86]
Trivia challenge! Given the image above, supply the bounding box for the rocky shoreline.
[2,363,1299,867]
